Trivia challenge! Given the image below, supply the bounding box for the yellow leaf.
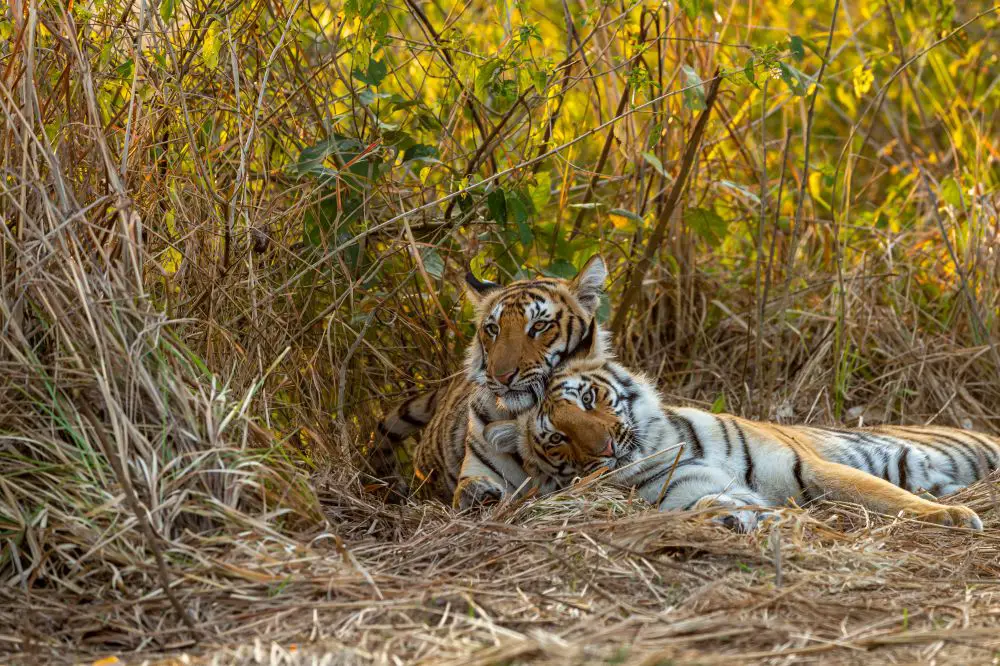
[469,251,489,278]
[808,172,825,206]
[608,212,631,230]
[852,64,873,98]
[92,658,121,666]
[161,247,183,275]
[835,84,856,115]
[202,22,221,70]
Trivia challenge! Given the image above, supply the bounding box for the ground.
[21,478,996,666]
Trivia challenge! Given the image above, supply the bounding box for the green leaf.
[115,58,134,80]
[711,393,726,414]
[293,134,383,191]
[475,58,504,99]
[681,65,706,111]
[382,130,414,148]
[719,179,761,205]
[778,62,809,97]
[799,36,829,62]
[416,111,442,131]
[388,93,420,109]
[789,35,805,61]
[529,172,551,211]
[743,56,758,88]
[543,259,578,279]
[515,217,534,246]
[159,0,175,23]
[608,208,643,224]
[420,247,445,278]
[678,0,701,19]
[939,177,963,208]
[344,0,377,19]
[506,190,530,227]
[642,152,667,178]
[402,144,438,163]
[353,59,388,86]
[532,70,548,94]
[302,198,363,267]
[371,12,390,39]
[486,188,507,222]
[684,207,728,246]
[517,23,542,44]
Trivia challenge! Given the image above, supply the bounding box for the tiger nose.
[598,437,613,457]
[494,369,518,385]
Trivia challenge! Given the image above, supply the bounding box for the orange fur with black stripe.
[372,256,610,508]
[485,352,995,531]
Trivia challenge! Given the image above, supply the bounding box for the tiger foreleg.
[453,429,529,511]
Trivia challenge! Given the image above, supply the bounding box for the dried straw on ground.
[4,476,999,664]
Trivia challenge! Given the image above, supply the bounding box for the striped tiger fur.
[484,347,995,531]
[372,256,611,509]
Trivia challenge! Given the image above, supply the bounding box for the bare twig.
[611,68,723,335]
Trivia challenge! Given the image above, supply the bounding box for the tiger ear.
[569,255,607,315]
[464,265,501,305]
[565,318,599,363]
[483,420,521,453]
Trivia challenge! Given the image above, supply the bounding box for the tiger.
[372,255,611,510]
[483,338,996,532]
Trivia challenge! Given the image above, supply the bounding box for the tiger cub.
[374,256,611,509]
[484,346,995,531]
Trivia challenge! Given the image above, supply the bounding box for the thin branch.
[610,68,723,336]
[567,11,652,240]
[785,0,841,280]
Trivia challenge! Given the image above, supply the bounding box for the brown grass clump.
[2,0,1000,664]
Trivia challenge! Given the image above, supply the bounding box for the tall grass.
[1,0,999,658]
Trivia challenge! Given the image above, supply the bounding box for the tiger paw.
[694,494,774,533]
[919,504,983,531]
[453,476,504,511]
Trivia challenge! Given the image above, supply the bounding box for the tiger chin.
[483,349,993,532]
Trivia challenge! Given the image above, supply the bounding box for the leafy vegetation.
[1,0,999,660]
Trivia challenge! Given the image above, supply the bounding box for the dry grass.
[5,480,999,664]
[2,0,1000,663]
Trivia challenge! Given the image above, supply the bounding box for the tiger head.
[464,255,610,413]
[483,350,665,487]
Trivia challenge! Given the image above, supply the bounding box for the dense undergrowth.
[1,0,999,661]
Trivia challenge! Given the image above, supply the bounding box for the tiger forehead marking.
[484,289,566,325]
